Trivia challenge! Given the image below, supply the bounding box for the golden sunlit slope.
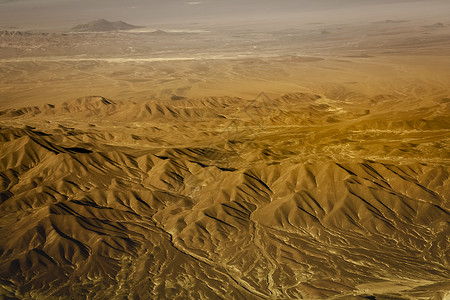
[0,91,449,299]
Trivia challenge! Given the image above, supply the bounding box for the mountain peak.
[71,19,143,32]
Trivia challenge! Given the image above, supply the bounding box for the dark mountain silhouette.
[71,19,143,32]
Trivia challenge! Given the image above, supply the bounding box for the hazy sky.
[0,0,449,29]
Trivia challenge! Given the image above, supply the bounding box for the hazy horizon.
[0,0,449,30]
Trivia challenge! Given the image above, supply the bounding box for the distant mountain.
[71,19,143,32]
[423,22,446,29]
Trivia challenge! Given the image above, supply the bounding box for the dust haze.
[1,0,449,28]
[0,0,449,299]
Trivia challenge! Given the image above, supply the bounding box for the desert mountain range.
[0,92,448,299]
[0,5,449,297]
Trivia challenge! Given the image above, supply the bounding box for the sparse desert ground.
[0,19,449,299]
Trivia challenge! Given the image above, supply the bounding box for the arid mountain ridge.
[0,92,449,299]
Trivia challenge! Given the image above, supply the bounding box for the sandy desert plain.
[0,16,450,300]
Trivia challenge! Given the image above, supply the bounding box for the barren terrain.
[0,18,449,299]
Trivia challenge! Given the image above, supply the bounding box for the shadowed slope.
[0,92,449,299]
